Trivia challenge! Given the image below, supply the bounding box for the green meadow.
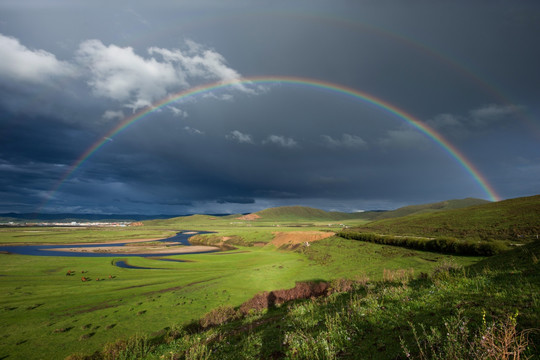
[0,230,477,359]
[0,195,538,359]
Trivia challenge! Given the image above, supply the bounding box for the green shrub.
[337,231,508,256]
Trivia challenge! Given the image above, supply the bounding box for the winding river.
[0,231,217,259]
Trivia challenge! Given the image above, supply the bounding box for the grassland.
[360,197,490,221]
[1,195,538,359]
[351,195,540,242]
[129,240,540,360]
[0,229,479,359]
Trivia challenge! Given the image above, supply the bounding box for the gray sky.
[1,0,539,214]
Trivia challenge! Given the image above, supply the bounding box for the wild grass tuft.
[401,311,534,360]
[199,305,239,328]
[101,334,151,360]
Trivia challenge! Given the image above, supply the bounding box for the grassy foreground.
[0,231,479,359]
[79,240,540,360]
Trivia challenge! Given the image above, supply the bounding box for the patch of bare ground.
[239,281,329,314]
[270,231,335,248]
[236,213,261,221]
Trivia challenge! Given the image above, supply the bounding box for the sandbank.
[41,244,219,255]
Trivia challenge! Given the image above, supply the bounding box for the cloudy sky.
[1,1,539,215]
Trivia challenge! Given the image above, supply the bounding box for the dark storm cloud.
[0,0,539,214]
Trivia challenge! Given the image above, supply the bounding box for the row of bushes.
[337,231,508,256]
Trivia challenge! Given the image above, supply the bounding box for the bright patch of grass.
[0,234,481,359]
[129,241,540,360]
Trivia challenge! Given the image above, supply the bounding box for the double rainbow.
[43,76,501,207]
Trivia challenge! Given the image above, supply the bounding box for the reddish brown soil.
[239,281,329,314]
[270,231,335,247]
[236,213,261,221]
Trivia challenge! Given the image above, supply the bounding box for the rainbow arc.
[39,76,500,212]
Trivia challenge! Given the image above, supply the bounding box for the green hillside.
[354,194,540,242]
[362,197,491,221]
[230,198,491,223]
[81,239,540,360]
[143,214,239,227]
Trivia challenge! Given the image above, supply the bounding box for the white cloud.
[378,129,428,149]
[0,34,255,115]
[226,130,254,144]
[168,106,188,118]
[427,104,523,134]
[149,40,253,93]
[469,104,523,125]
[202,92,235,101]
[184,126,204,135]
[76,39,251,111]
[322,133,367,148]
[102,110,125,121]
[264,135,298,148]
[0,33,76,83]
[76,39,181,109]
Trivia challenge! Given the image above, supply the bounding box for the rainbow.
[42,76,501,208]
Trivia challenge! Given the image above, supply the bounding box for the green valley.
[0,195,538,359]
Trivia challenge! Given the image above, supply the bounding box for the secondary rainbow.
[43,76,501,206]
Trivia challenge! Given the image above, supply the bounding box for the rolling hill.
[251,206,362,221]
[360,197,490,221]
[236,198,492,223]
[352,194,540,242]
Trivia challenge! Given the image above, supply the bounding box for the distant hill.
[0,213,230,223]
[361,197,491,221]
[249,206,370,222]
[143,214,240,226]
[241,199,490,222]
[353,194,540,242]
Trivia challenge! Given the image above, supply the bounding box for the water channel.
[0,231,217,268]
